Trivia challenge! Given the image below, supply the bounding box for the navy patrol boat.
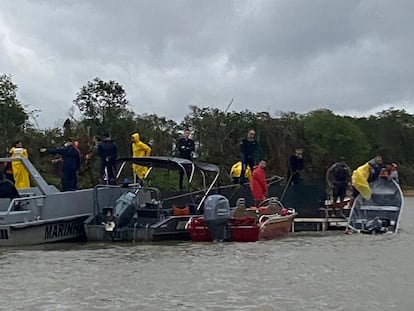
[0,157,134,246]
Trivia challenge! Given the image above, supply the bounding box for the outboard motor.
[204,195,231,242]
[111,192,136,229]
[364,216,388,234]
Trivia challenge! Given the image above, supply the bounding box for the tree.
[73,77,131,134]
[0,74,28,154]
[134,114,178,156]
[303,109,371,171]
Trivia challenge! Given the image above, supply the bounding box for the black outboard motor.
[112,192,136,228]
[364,216,388,234]
[204,195,231,242]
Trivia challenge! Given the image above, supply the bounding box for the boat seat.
[359,205,399,211]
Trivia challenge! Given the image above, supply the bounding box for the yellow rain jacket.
[9,147,30,189]
[230,161,252,180]
[351,162,371,200]
[131,133,152,179]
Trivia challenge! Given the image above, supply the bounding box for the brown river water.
[1,198,414,311]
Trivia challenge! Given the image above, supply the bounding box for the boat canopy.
[117,156,219,173]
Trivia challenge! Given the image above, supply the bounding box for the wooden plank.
[292,217,347,232]
[294,217,345,223]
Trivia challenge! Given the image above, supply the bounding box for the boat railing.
[359,205,400,211]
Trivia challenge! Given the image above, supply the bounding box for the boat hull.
[187,214,296,242]
[85,215,192,242]
[0,214,90,246]
[347,179,403,234]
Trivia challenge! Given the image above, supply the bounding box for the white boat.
[347,179,403,234]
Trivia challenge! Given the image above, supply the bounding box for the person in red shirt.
[250,160,268,205]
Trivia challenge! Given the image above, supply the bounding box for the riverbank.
[403,188,414,196]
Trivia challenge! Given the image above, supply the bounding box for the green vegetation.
[2,75,414,189]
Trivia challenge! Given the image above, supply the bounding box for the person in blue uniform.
[40,140,81,191]
[240,129,258,184]
[176,128,195,190]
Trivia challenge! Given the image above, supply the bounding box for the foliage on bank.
[2,74,414,189]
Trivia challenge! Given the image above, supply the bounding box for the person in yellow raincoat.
[230,161,251,184]
[351,155,382,200]
[9,140,30,189]
[131,133,151,179]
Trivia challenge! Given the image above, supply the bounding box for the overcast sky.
[1,0,414,128]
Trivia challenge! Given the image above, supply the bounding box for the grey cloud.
[1,0,414,127]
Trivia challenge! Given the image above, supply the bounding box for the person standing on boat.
[40,139,81,191]
[326,156,351,201]
[176,128,195,190]
[9,141,30,189]
[229,161,252,184]
[3,160,14,183]
[86,133,118,184]
[351,155,383,200]
[287,148,304,186]
[326,156,351,216]
[250,160,268,205]
[131,132,151,180]
[367,154,383,182]
[0,169,20,199]
[240,129,259,185]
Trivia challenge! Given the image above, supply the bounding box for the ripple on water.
[1,199,414,310]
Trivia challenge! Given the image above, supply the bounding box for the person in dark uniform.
[0,169,20,199]
[3,160,14,183]
[287,148,304,185]
[86,133,118,184]
[40,140,81,191]
[176,128,195,190]
[240,129,258,184]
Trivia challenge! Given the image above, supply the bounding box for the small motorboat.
[186,196,296,242]
[84,156,220,242]
[347,178,403,234]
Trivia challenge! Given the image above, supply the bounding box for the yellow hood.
[132,133,140,143]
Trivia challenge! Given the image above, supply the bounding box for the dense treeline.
[2,74,414,189]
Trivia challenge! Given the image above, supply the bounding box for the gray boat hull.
[85,215,191,242]
[347,179,403,234]
[0,214,90,246]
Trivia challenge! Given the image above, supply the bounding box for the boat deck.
[292,217,347,232]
